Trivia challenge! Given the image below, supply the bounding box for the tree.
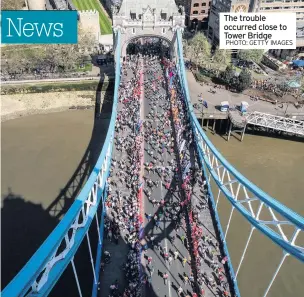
[45,27,96,72]
[1,48,27,78]
[238,49,264,64]
[1,0,24,10]
[220,65,235,84]
[184,33,211,70]
[77,26,98,54]
[1,27,97,77]
[211,47,231,76]
[235,68,252,92]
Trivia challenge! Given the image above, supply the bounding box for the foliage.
[212,47,231,70]
[238,49,264,64]
[1,28,97,78]
[220,65,235,84]
[194,72,212,84]
[1,0,24,10]
[183,33,211,69]
[235,68,252,92]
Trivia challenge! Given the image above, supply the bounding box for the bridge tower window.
[162,27,166,34]
[132,28,136,34]
[161,13,167,20]
[130,13,136,20]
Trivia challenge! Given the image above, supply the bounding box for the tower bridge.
[112,0,185,57]
[2,1,303,297]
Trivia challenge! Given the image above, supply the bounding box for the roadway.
[141,59,193,297]
[99,56,234,297]
[140,58,233,297]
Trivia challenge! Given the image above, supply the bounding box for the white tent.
[241,101,249,113]
[220,101,229,112]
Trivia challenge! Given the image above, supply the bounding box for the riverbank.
[1,91,99,122]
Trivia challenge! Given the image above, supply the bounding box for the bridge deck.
[100,56,233,297]
[245,111,304,136]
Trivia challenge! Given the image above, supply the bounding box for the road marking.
[162,125,172,297]
[140,58,145,226]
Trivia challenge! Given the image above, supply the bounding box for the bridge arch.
[121,34,173,58]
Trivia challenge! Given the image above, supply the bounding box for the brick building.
[184,0,211,29]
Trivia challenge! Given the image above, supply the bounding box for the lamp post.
[284,103,289,116]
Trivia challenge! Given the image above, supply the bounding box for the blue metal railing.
[92,34,122,296]
[2,30,122,297]
[175,29,304,263]
[175,29,241,297]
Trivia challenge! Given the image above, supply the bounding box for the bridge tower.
[112,0,185,61]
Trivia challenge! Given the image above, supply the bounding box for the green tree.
[235,68,252,92]
[220,65,235,84]
[211,47,231,76]
[184,33,211,70]
[238,49,264,64]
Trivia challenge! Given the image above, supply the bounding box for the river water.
[1,110,303,296]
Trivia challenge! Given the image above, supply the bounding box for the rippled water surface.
[1,111,303,296]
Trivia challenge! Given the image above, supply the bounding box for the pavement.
[1,65,115,85]
[1,76,101,85]
[186,71,304,119]
[99,57,234,297]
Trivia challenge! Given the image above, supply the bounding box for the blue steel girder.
[1,30,122,297]
[175,29,304,264]
[193,126,304,261]
[175,28,241,297]
[2,144,111,297]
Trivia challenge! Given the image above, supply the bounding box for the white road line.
[163,133,172,297]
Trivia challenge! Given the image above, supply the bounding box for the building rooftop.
[118,0,180,16]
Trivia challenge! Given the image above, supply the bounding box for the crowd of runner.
[100,38,236,297]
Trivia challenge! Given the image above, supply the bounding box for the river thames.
[1,110,303,296]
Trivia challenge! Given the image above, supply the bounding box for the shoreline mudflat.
[1,91,97,122]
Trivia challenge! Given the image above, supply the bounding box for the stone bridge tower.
[112,0,185,59]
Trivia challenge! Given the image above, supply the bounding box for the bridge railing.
[2,30,122,297]
[245,111,304,136]
[175,28,303,296]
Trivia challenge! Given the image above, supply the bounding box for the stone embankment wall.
[1,80,114,122]
[1,91,114,122]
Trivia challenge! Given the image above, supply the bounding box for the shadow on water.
[1,191,59,289]
[1,65,114,296]
[46,67,114,220]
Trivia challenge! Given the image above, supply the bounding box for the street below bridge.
[99,52,234,297]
